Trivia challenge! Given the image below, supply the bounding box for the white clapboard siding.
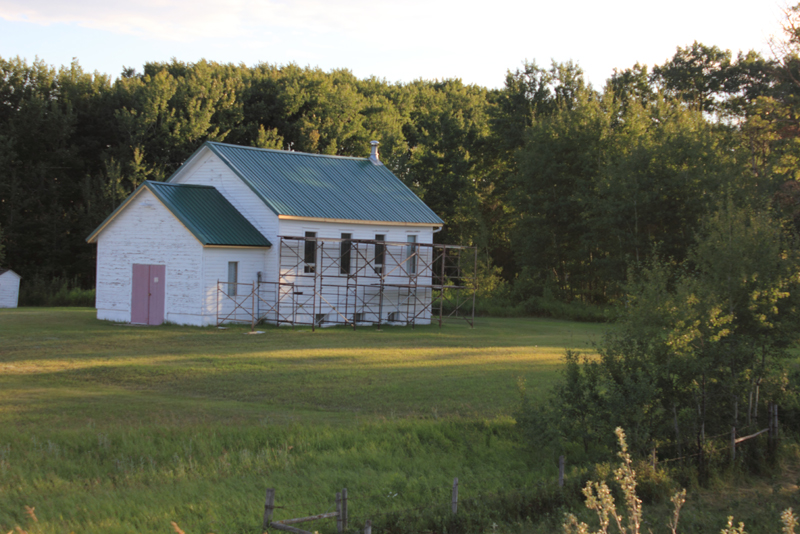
[171,150,280,283]
[203,247,267,324]
[0,270,21,308]
[95,188,205,325]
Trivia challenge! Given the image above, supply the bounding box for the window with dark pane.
[340,233,352,274]
[374,234,385,274]
[406,235,417,275]
[304,232,316,273]
[228,261,238,296]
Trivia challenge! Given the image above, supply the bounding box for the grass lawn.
[0,308,604,534]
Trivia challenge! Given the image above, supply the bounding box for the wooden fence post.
[451,477,458,515]
[770,403,779,457]
[263,488,275,530]
[558,455,565,488]
[336,491,343,533]
[342,488,348,531]
[364,520,372,534]
[768,402,773,452]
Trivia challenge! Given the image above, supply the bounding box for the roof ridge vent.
[369,140,381,165]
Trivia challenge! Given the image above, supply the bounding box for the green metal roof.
[177,142,444,225]
[87,181,272,247]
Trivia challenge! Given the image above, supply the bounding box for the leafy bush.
[471,287,610,322]
[564,428,800,534]
[18,276,95,307]
[444,257,610,322]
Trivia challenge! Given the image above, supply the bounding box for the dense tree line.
[515,7,800,467]
[2,12,800,307]
[0,59,497,286]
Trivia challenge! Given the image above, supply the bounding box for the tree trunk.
[673,404,682,458]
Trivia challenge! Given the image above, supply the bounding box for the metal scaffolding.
[217,236,477,330]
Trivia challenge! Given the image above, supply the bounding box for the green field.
[0,308,604,534]
[3,309,797,534]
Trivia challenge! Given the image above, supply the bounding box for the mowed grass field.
[0,308,604,533]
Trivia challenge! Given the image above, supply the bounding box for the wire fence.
[258,417,783,534]
[264,476,567,534]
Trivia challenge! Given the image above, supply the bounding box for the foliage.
[525,201,800,459]
[0,58,497,289]
[18,276,95,307]
[2,24,798,304]
[470,267,610,322]
[509,70,740,304]
[564,428,658,534]
[0,223,5,266]
[563,427,798,534]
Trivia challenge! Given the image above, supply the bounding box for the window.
[304,232,316,273]
[374,234,385,274]
[406,235,417,275]
[340,233,352,274]
[228,261,238,296]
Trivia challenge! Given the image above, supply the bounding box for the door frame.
[131,264,166,325]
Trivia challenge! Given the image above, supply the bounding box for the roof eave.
[203,244,272,249]
[277,215,444,227]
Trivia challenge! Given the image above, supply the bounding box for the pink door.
[131,264,166,325]
[131,264,150,324]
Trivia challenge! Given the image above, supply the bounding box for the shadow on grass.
[0,309,605,364]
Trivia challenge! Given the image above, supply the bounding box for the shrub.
[564,427,799,534]
[18,276,95,307]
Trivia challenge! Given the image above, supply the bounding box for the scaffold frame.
[216,236,477,330]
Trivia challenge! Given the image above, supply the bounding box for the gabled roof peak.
[86,181,272,247]
[144,181,215,189]
[204,141,371,161]
[174,141,443,225]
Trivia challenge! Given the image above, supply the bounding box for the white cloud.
[0,0,449,42]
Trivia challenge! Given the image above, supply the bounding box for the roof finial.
[369,140,381,165]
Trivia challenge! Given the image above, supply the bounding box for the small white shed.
[0,268,21,308]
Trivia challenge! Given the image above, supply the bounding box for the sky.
[0,0,788,89]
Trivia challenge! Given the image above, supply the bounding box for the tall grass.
[0,417,570,533]
[0,309,604,533]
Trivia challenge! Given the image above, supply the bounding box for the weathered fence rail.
[264,487,348,534]
[263,479,461,533]
[259,413,783,533]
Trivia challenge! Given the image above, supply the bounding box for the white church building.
[86,141,453,327]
